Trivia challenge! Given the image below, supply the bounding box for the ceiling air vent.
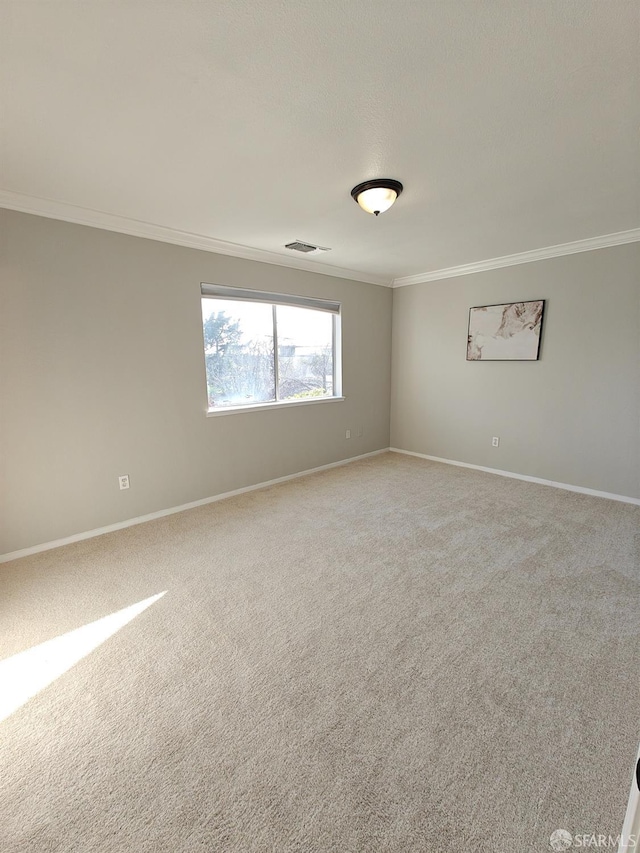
[284,240,331,253]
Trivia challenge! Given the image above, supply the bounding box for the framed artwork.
[467,300,545,361]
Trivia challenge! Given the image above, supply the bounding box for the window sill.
[206,396,345,417]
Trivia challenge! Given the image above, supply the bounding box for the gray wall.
[0,210,392,555]
[391,242,640,500]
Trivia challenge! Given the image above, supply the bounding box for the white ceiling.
[1,0,639,285]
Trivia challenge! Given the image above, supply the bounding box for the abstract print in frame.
[467,300,545,361]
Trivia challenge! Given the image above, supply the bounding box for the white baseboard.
[0,449,389,564]
[5,446,637,564]
[389,447,640,507]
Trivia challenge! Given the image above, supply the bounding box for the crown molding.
[3,189,637,290]
[0,190,392,287]
[391,228,640,287]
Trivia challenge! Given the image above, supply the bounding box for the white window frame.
[201,283,343,415]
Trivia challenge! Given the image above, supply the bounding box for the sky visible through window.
[202,299,331,348]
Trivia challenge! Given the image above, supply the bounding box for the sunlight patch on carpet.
[0,591,166,722]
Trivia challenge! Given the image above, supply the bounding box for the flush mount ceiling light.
[351,179,403,216]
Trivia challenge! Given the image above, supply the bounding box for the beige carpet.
[1,452,639,852]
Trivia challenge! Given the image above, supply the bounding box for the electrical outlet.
[345,429,351,439]
[118,474,130,490]
[492,437,500,448]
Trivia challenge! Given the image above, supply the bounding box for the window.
[201,284,342,412]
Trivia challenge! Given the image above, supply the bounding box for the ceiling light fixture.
[351,179,403,216]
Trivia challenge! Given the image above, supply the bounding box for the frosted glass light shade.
[351,179,403,216]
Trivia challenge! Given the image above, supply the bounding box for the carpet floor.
[1,452,639,852]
